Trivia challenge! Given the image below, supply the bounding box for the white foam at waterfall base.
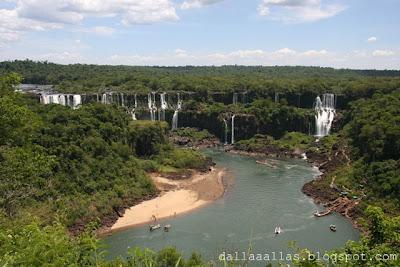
[314,94,336,137]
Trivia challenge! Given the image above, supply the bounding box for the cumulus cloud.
[0,0,179,46]
[367,36,377,43]
[258,0,347,23]
[0,8,61,47]
[15,0,179,25]
[181,0,224,9]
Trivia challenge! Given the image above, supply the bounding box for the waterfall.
[101,93,108,104]
[231,115,236,144]
[148,92,156,121]
[134,94,138,109]
[233,93,238,105]
[58,95,66,106]
[72,95,82,109]
[120,93,125,107]
[172,110,179,130]
[160,92,168,110]
[160,92,168,121]
[40,93,81,109]
[223,118,228,145]
[172,93,182,130]
[314,93,336,137]
[129,107,137,121]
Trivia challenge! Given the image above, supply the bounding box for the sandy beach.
[110,167,226,232]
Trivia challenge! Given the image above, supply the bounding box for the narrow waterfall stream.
[231,114,236,144]
[172,93,182,130]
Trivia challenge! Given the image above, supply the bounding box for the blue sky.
[0,0,399,69]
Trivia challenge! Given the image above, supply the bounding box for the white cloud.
[258,0,347,23]
[0,0,178,46]
[102,48,334,66]
[367,36,377,43]
[1,47,399,69]
[0,8,61,47]
[275,47,297,55]
[300,49,328,56]
[229,49,266,58]
[181,0,224,10]
[372,50,395,57]
[14,0,179,25]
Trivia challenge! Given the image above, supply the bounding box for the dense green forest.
[2,61,400,106]
[1,63,400,266]
[0,72,215,265]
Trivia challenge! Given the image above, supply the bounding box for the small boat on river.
[330,224,337,232]
[164,224,171,232]
[274,226,282,234]
[149,224,161,231]
[256,160,277,168]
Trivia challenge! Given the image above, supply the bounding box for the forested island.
[0,60,399,266]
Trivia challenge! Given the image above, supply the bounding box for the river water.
[103,148,359,265]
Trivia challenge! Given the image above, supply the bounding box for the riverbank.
[106,167,227,233]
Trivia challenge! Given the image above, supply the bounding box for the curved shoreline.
[227,146,363,233]
[107,167,226,233]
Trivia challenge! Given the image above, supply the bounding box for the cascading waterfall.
[222,118,228,145]
[130,94,138,120]
[233,93,238,105]
[314,93,336,137]
[58,95,66,106]
[40,93,81,109]
[172,93,181,130]
[134,94,138,109]
[160,92,168,121]
[120,93,125,107]
[72,95,81,109]
[148,92,157,121]
[129,107,137,120]
[231,114,236,144]
[101,93,111,104]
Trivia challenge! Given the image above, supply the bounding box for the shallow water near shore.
[103,148,360,264]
